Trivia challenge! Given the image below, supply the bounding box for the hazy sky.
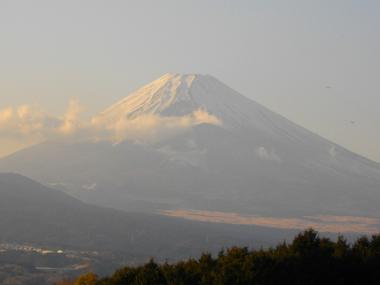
[0,0,379,161]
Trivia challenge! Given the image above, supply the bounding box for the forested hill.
[61,229,380,285]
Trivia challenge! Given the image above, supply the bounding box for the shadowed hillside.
[0,173,299,260]
[0,173,302,285]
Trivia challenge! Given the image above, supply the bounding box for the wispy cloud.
[59,99,85,135]
[92,108,222,143]
[0,100,222,155]
[0,104,61,139]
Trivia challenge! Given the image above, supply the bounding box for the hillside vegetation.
[61,229,380,285]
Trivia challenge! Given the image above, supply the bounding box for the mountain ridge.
[0,73,379,221]
[93,73,283,132]
[0,172,295,255]
[94,73,379,168]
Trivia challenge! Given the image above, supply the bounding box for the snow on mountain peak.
[95,73,275,132]
[100,73,212,118]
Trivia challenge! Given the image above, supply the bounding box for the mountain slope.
[0,173,293,259]
[0,73,379,220]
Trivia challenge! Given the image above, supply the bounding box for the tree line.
[58,229,380,285]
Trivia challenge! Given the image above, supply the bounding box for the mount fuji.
[1,73,380,224]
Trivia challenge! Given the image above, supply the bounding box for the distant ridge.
[0,172,292,258]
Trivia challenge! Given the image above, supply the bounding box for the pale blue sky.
[0,0,379,161]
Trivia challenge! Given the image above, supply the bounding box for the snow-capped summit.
[95,73,277,131]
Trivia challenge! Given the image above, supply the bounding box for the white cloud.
[0,107,13,124]
[0,101,222,155]
[91,108,222,143]
[0,105,60,139]
[59,99,85,135]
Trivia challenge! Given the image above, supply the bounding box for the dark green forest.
[61,229,380,285]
